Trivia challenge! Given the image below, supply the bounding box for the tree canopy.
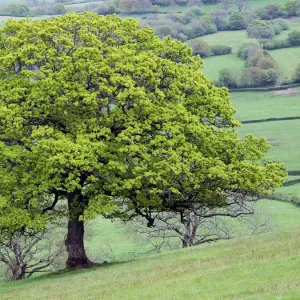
[0,12,285,269]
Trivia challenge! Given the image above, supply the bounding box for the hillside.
[0,228,300,299]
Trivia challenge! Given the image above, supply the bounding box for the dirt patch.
[270,88,300,96]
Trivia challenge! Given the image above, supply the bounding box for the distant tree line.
[217,41,281,88]
[4,1,67,17]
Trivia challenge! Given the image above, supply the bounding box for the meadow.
[1,227,300,299]
[231,88,300,202]
[0,1,300,298]
[200,17,300,81]
[270,47,300,80]
[231,88,300,121]
[202,54,245,81]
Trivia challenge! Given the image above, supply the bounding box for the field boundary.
[241,116,300,124]
[288,170,300,176]
[229,83,300,92]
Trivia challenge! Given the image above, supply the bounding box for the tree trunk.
[11,267,25,281]
[65,191,93,270]
[182,238,188,248]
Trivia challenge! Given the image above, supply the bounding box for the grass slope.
[230,88,300,121]
[270,47,300,80]
[231,89,300,170]
[0,228,299,299]
[202,54,244,81]
[238,119,300,170]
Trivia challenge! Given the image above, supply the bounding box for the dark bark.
[65,191,93,269]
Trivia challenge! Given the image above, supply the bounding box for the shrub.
[262,39,290,50]
[188,38,212,57]
[239,67,279,87]
[256,4,282,20]
[211,44,232,55]
[217,68,237,88]
[6,4,30,16]
[157,25,173,38]
[284,0,300,17]
[175,0,189,4]
[227,12,246,30]
[288,30,300,46]
[186,6,202,16]
[270,18,289,30]
[187,0,204,7]
[53,3,67,14]
[261,69,279,85]
[97,3,116,15]
[292,64,300,83]
[152,0,173,6]
[200,13,217,34]
[187,20,206,38]
[211,9,229,31]
[243,11,259,26]
[237,41,261,60]
[247,19,275,39]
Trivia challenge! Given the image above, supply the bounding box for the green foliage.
[292,64,300,83]
[237,40,261,60]
[53,3,67,15]
[247,19,275,40]
[0,13,286,261]
[6,4,29,17]
[118,0,153,13]
[211,44,232,55]
[217,68,237,88]
[284,0,300,16]
[187,38,212,56]
[227,12,246,30]
[288,30,300,46]
[262,38,290,50]
[152,0,172,6]
[199,13,217,34]
[256,4,283,20]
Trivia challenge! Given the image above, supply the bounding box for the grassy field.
[199,31,254,54]
[1,227,299,299]
[270,47,300,80]
[238,119,300,170]
[86,197,300,263]
[202,54,245,81]
[277,183,300,198]
[258,200,300,228]
[230,88,300,121]
[273,18,300,41]
[231,88,300,170]
[65,1,105,12]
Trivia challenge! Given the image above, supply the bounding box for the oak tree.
[0,13,285,270]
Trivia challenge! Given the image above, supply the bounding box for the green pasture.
[270,47,300,80]
[65,1,104,12]
[274,17,300,41]
[258,199,300,228]
[238,119,300,170]
[86,218,158,262]
[277,183,300,198]
[158,5,187,13]
[199,31,255,54]
[202,54,244,81]
[230,88,300,121]
[86,198,300,263]
[1,226,300,299]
